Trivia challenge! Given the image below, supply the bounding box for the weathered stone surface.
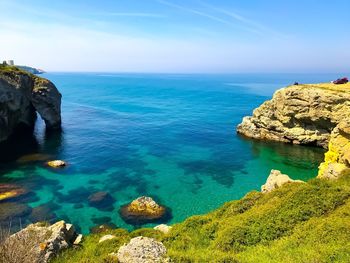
[98,234,116,243]
[120,196,167,225]
[154,224,172,234]
[47,160,66,168]
[237,83,350,148]
[0,66,61,143]
[0,221,79,263]
[318,120,350,179]
[117,236,169,263]
[261,170,303,193]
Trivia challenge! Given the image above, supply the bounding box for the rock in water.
[117,236,169,263]
[0,66,61,143]
[88,191,115,211]
[0,184,28,202]
[237,83,350,148]
[47,160,66,168]
[120,196,167,225]
[318,120,350,179]
[0,221,80,263]
[261,170,303,193]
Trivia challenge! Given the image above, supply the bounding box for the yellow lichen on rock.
[318,120,350,179]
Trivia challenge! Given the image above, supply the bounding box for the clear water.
[0,73,334,234]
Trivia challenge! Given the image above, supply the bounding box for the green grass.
[53,175,350,263]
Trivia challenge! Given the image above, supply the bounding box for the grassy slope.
[54,174,350,263]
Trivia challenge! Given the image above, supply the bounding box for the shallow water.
[0,73,335,233]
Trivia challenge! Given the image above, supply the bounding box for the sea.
[1,73,341,234]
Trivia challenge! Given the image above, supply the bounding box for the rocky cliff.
[237,83,350,148]
[318,120,350,179]
[0,65,61,142]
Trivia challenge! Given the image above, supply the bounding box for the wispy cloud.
[156,0,261,34]
[96,12,167,18]
[198,1,285,38]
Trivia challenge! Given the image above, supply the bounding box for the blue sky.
[0,0,349,73]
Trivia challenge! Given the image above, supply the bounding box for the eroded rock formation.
[237,83,350,148]
[0,66,61,142]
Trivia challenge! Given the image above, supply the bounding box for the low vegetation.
[53,173,350,263]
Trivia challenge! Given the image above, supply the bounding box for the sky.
[0,0,349,73]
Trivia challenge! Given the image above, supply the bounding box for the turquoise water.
[0,73,335,233]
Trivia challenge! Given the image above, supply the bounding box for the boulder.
[117,236,169,263]
[120,196,167,225]
[154,224,172,234]
[0,66,61,143]
[0,221,79,263]
[47,160,66,168]
[261,170,303,193]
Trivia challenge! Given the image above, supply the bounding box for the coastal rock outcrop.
[0,66,61,142]
[237,83,350,148]
[0,221,80,263]
[261,170,303,193]
[117,236,169,263]
[318,120,350,179]
[120,196,167,225]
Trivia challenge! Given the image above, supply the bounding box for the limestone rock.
[0,66,61,143]
[117,236,169,263]
[237,83,350,148]
[89,223,117,234]
[318,120,350,179]
[154,224,172,234]
[0,202,32,222]
[47,160,66,168]
[99,234,116,243]
[261,170,303,193]
[73,234,83,245]
[120,196,167,225]
[1,220,79,263]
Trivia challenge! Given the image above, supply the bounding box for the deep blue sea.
[1,73,340,233]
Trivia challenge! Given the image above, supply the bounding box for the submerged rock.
[0,221,79,263]
[88,191,115,211]
[117,236,169,263]
[120,196,167,225]
[0,66,61,142]
[261,170,303,193]
[237,83,350,148]
[0,184,28,202]
[318,120,350,179]
[0,202,32,222]
[47,160,66,168]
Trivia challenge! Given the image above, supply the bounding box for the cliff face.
[0,66,61,142]
[237,83,350,148]
[318,120,350,179]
